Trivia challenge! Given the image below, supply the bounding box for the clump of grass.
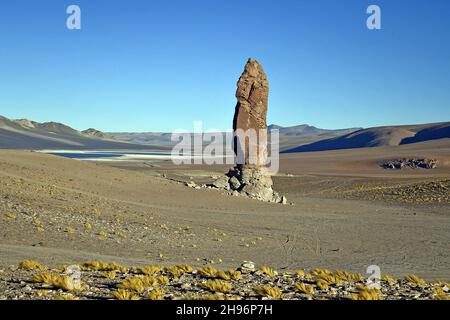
[113,230,127,238]
[165,266,190,278]
[199,279,232,293]
[112,289,141,300]
[36,289,49,297]
[294,283,315,295]
[54,295,79,300]
[316,274,342,286]
[198,266,218,278]
[102,271,117,280]
[176,264,193,273]
[312,268,331,277]
[254,285,282,299]
[184,294,241,300]
[19,260,47,271]
[118,275,167,292]
[436,294,450,300]
[66,226,75,234]
[315,279,329,291]
[381,275,396,284]
[33,273,80,291]
[159,275,170,284]
[80,261,128,273]
[118,277,147,293]
[6,212,16,220]
[165,267,184,278]
[404,275,426,288]
[135,265,162,275]
[259,266,277,277]
[296,270,305,277]
[98,230,107,239]
[34,218,42,226]
[216,270,241,281]
[84,223,92,231]
[351,286,382,300]
[332,270,363,282]
[148,288,165,300]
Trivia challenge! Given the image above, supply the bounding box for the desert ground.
[1,138,449,287]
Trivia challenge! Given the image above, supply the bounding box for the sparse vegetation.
[404,275,426,288]
[112,289,141,300]
[199,279,232,293]
[351,286,382,300]
[19,260,47,271]
[198,266,218,278]
[294,283,314,295]
[102,271,117,280]
[0,260,447,300]
[316,279,329,291]
[80,261,128,273]
[135,265,162,275]
[259,266,277,277]
[32,273,80,291]
[254,285,283,299]
[148,288,165,300]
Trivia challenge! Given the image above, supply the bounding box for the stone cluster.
[381,158,438,170]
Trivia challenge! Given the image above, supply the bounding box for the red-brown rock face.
[233,58,269,167]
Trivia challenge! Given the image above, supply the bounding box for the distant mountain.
[283,122,450,153]
[109,124,361,151]
[0,116,158,150]
[268,124,360,137]
[82,128,112,140]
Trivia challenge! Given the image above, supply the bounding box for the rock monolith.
[212,58,286,204]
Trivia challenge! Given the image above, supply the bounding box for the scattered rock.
[240,261,256,273]
[212,176,229,190]
[381,158,438,170]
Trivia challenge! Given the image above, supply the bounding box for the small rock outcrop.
[381,158,438,170]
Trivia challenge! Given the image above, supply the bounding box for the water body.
[44,151,174,160]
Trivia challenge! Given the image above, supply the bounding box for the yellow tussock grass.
[19,260,47,271]
[199,279,232,293]
[112,289,141,300]
[254,285,282,299]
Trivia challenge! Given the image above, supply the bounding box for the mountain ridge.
[283,122,450,153]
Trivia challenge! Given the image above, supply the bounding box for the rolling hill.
[0,116,157,150]
[283,122,450,153]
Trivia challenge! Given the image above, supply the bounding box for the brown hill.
[284,122,450,153]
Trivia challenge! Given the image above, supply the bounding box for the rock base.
[212,166,287,204]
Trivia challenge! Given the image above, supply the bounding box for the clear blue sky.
[0,0,449,132]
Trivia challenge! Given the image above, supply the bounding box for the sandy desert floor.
[0,139,449,285]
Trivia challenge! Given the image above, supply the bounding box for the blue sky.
[0,0,449,132]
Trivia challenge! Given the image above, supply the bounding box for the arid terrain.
[1,137,449,299]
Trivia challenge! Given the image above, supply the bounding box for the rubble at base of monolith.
[209,167,284,203]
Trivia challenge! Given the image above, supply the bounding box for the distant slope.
[109,124,361,151]
[0,116,159,150]
[268,124,360,137]
[284,122,450,153]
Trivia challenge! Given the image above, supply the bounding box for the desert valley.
[0,112,449,300]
